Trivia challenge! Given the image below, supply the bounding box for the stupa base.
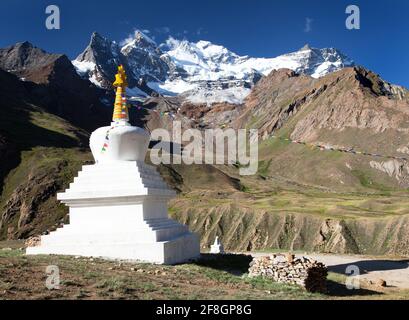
[27,228,200,265]
[26,117,201,265]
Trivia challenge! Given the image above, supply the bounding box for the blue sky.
[0,0,408,87]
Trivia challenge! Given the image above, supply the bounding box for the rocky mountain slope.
[171,193,409,255]
[150,66,409,254]
[0,67,93,239]
[0,41,111,131]
[231,67,409,191]
[73,32,166,96]
[73,31,354,104]
[0,42,113,239]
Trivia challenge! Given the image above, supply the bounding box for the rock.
[286,253,295,264]
[248,254,328,293]
[376,279,387,287]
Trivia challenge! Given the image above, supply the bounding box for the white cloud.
[196,27,208,36]
[304,18,313,33]
[165,36,181,49]
[155,26,171,34]
[120,29,156,46]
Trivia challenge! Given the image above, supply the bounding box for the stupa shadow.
[193,253,253,276]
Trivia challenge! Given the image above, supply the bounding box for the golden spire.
[112,65,129,123]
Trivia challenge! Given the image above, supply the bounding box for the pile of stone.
[248,254,328,293]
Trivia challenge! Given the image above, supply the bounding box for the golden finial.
[113,65,128,88]
[112,65,129,123]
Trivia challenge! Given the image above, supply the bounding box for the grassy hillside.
[0,70,92,239]
[1,244,408,300]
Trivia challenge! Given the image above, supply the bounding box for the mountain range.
[1,35,409,255]
[73,31,354,104]
[0,41,110,130]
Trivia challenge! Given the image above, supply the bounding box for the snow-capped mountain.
[121,31,170,83]
[73,31,354,104]
[73,32,128,88]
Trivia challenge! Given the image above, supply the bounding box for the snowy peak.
[80,32,121,63]
[73,31,170,90]
[188,39,241,64]
[163,37,243,75]
[73,32,355,104]
[299,43,312,51]
[162,38,353,81]
[121,30,157,54]
[276,44,355,78]
[154,39,353,104]
[120,30,169,82]
[73,32,127,88]
[239,45,354,79]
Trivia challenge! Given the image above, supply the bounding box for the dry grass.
[0,245,408,300]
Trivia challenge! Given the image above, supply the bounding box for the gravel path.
[250,252,409,289]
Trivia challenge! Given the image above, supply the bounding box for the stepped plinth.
[27,65,200,264]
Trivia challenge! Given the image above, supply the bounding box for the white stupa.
[26,66,200,264]
[210,236,225,254]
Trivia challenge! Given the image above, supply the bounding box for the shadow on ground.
[326,279,381,297]
[329,260,409,275]
[194,253,383,297]
[193,253,252,276]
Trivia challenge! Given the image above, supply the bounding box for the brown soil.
[1,242,408,300]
